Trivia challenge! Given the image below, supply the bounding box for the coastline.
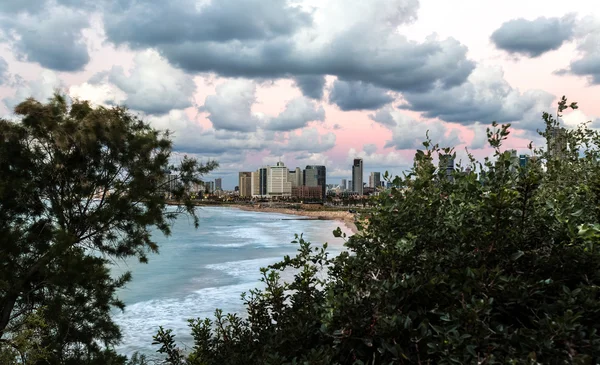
[229,204,359,235]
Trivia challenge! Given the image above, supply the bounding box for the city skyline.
[1,1,600,190]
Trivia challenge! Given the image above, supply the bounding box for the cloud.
[0,0,96,14]
[102,0,475,94]
[293,75,326,99]
[69,81,126,107]
[276,127,336,153]
[363,143,378,155]
[0,6,90,71]
[555,16,600,84]
[491,14,576,57]
[103,50,197,115]
[328,80,394,111]
[200,79,264,132]
[371,107,462,149]
[347,147,412,171]
[0,56,8,85]
[265,97,325,131]
[3,70,63,112]
[148,109,272,155]
[469,122,489,149]
[104,0,311,48]
[399,65,555,131]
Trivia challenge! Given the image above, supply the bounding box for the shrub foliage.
[155,97,600,364]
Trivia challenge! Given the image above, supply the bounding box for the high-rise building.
[215,178,222,191]
[288,167,303,187]
[239,172,252,197]
[259,168,268,196]
[519,154,529,168]
[369,172,381,189]
[348,180,352,192]
[352,158,363,195]
[304,165,326,200]
[250,168,268,197]
[341,179,347,191]
[548,126,567,159]
[508,149,519,172]
[205,181,215,193]
[439,154,455,181]
[267,162,292,197]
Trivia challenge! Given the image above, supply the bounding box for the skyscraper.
[288,167,303,187]
[239,172,252,197]
[548,126,567,159]
[341,179,347,191]
[304,165,326,200]
[267,162,292,197]
[519,154,529,168]
[215,178,222,190]
[369,172,381,189]
[259,168,268,196]
[352,158,363,195]
[439,154,455,181]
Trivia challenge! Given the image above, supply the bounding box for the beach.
[230,204,359,234]
[111,206,350,356]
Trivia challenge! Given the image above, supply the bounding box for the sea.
[110,206,350,356]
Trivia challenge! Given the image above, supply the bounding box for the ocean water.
[110,207,350,356]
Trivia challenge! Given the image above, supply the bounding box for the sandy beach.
[230,204,359,235]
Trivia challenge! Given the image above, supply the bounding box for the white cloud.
[370,106,463,149]
[106,50,197,115]
[3,70,64,112]
[265,96,325,131]
[201,79,264,132]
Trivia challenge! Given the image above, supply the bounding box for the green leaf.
[511,251,525,261]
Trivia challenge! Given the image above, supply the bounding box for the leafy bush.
[155,97,600,364]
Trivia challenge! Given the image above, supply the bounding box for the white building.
[267,162,292,197]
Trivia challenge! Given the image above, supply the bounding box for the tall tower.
[341,179,347,191]
[304,165,327,200]
[352,158,363,195]
[548,126,566,159]
[439,154,455,182]
[369,172,381,188]
[215,178,222,190]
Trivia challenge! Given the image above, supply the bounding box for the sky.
[1,0,599,189]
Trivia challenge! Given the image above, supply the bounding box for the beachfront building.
[352,158,363,195]
[267,162,292,197]
[304,165,326,200]
[341,179,347,191]
[250,167,268,197]
[239,172,252,198]
[288,167,303,187]
[292,186,323,200]
[215,178,222,191]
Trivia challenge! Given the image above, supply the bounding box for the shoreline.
[229,204,359,235]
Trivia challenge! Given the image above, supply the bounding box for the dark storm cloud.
[293,75,326,99]
[101,0,475,94]
[398,66,555,131]
[104,0,311,47]
[328,80,394,111]
[562,55,600,84]
[0,7,90,71]
[491,15,576,57]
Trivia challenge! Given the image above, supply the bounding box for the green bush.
[155,97,600,364]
